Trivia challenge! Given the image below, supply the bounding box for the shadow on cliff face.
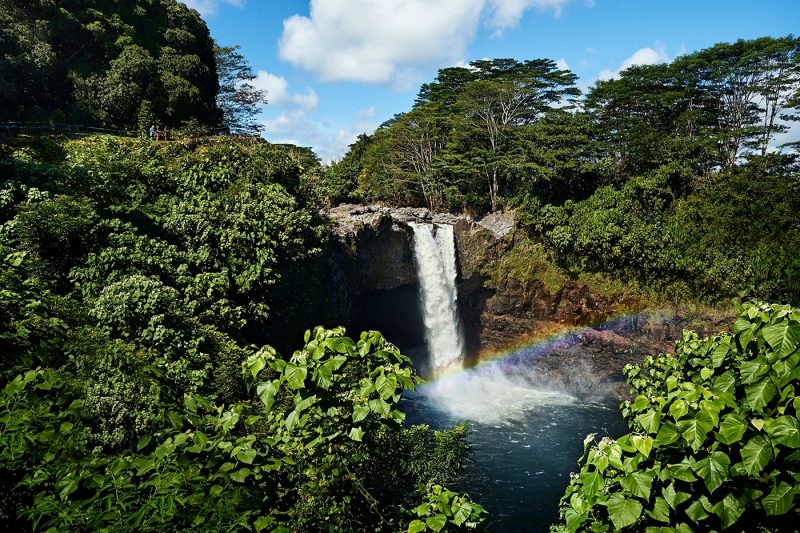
[348,284,434,374]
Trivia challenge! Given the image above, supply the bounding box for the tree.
[324,133,372,205]
[675,36,800,167]
[0,0,219,128]
[585,63,719,182]
[752,36,800,155]
[214,45,267,134]
[451,59,580,211]
[556,301,800,532]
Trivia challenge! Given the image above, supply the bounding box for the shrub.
[554,301,800,531]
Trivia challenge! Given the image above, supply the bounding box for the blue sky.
[186,0,800,161]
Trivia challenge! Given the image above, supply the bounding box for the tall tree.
[752,36,800,155]
[677,36,800,167]
[0,0,219,128]
[451,59,580,211]
[214,45,267,134]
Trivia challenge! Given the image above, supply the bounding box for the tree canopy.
[324,35,800,304]
[0,0,219,129]
[215,45,268,134]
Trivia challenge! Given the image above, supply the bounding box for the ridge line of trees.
[325,35,799,214]
[0,0,267,134]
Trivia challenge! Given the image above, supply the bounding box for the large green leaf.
[712,493,743,528]
[236,448,257,465]
[283,363,307,389]
[647,496,670,523]
[632,435,653,458]
[667,460,697,483]
[738,435,771,476]
[739,358,769,385]
[606,494,642,530]
[408,519,426,533]
[229,468,251,483]
[425,514,447,532]
[619,470,654,500]
[636,410,660,434]
[764,415,800,448]
[677,411,714,450]
[692,451,729,494]
[716,413,746,445]
[579,470,604,499]
[762,482,794,515]
[662,483,691,510]
[745,379,776,412]
[685,500,709,522]
[709,339,732,368]
[256,380,281,411]
[761,320,800,358]
[670,399,689,420]
[348,426,364,442]
[352,404,369,423]
[375,373,398,400]
[654,421,679,446]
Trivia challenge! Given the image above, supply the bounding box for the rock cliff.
[324,204,730,398]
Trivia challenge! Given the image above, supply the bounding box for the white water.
[409,223,465,371]
[421,366,576,424]
[409,221,579,426]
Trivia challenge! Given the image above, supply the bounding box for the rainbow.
[418,308,672,388]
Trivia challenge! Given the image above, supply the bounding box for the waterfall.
[409,222,464,371]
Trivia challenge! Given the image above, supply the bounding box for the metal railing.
[0,121,235,139]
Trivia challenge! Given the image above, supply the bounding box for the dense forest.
[2,1,800,531]
[0,135,484,531]
[326,36,800,305]
[0,0,265,133]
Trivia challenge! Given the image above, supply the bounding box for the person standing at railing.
[163,126,169,141]
[149,124,156,140]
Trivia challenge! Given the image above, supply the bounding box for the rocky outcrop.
[326,205,417,295]
[324,204,731,399]
[325,203,507,295]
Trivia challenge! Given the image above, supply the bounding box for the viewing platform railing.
[0,122,233,138]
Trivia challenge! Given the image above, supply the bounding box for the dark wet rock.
[324,203,731,400]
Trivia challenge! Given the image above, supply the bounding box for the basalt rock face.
[326,204,636,349]
[327,205,417,297]
[325,203,505,299]
[324,204,730,398]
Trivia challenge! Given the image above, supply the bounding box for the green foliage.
[0,0,218,128]
[0,135,484,531]
[215,45,268,134]
[529,171,680,283]
[527,153,800,303]
[408,484,486,532]
[484,238,568,294]
[348,58,581,212]
[332,37,800,305]
[0,328,483,532]
[555,301,800,531]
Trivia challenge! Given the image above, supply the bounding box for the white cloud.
[252,71,319,110]
[279,0,484,84]
[278,0,578,84]
[356,106,375,121]
[555,57,570,71]
[487,0,571,30]
[261,106,380,163]
[598,43,670,81]
[182,0,242,16]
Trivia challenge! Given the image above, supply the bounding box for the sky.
[186,0,800,162]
